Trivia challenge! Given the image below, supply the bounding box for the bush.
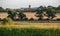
[29,18,34,21]
[0,18,1,21]
[57,19,60,21]
[24,17,28,21]
[2,17,13,25]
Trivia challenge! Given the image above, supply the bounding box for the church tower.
[29,5,31,9]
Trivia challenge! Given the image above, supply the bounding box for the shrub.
[2,17,13,25]
[29,18,34,21]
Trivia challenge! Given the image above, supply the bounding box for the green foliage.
[29,18,34,21]
[0,7,6,12]
[36,6,45,20]
[7,9,16,20]
[18,12,26,20]
[36,6,43,14]
[0,27,60,36]
[46,7,56,20]
[0,5,60,21]
[2,17,13,25]
[57,5,60,10]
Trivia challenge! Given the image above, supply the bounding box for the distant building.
[29,5,31,9]
[20,5,32,11]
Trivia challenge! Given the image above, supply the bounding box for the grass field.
[0,27,60,36]
[0,22,60,36]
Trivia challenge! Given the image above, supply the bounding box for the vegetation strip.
[0,27,60,36]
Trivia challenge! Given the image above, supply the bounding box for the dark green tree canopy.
[46,6,56,20]
[18,12,26,20]
[56,5,60,10]
[7,9,16,20]
[0,7,6,12]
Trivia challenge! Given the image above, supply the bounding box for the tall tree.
[36,6,44,20]
[57,5,60,10]
[46,6,56,20]
[0,7,6,12]
[7,10,16,20]
[18,12,26,21]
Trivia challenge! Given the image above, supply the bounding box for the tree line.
[0,5,60,21]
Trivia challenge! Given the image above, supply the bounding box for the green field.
[0,22,60,36]
[0,27,60,36]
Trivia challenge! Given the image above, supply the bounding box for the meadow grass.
[0,22,60,36]
[0,27,60,36]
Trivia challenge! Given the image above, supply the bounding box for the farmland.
[0,5,60,36]
[0,12,60,36]
[0,22,60,36]
[0,12,60,20]
[0,22,60,29]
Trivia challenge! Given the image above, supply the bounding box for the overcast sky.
[0,0,60,9]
